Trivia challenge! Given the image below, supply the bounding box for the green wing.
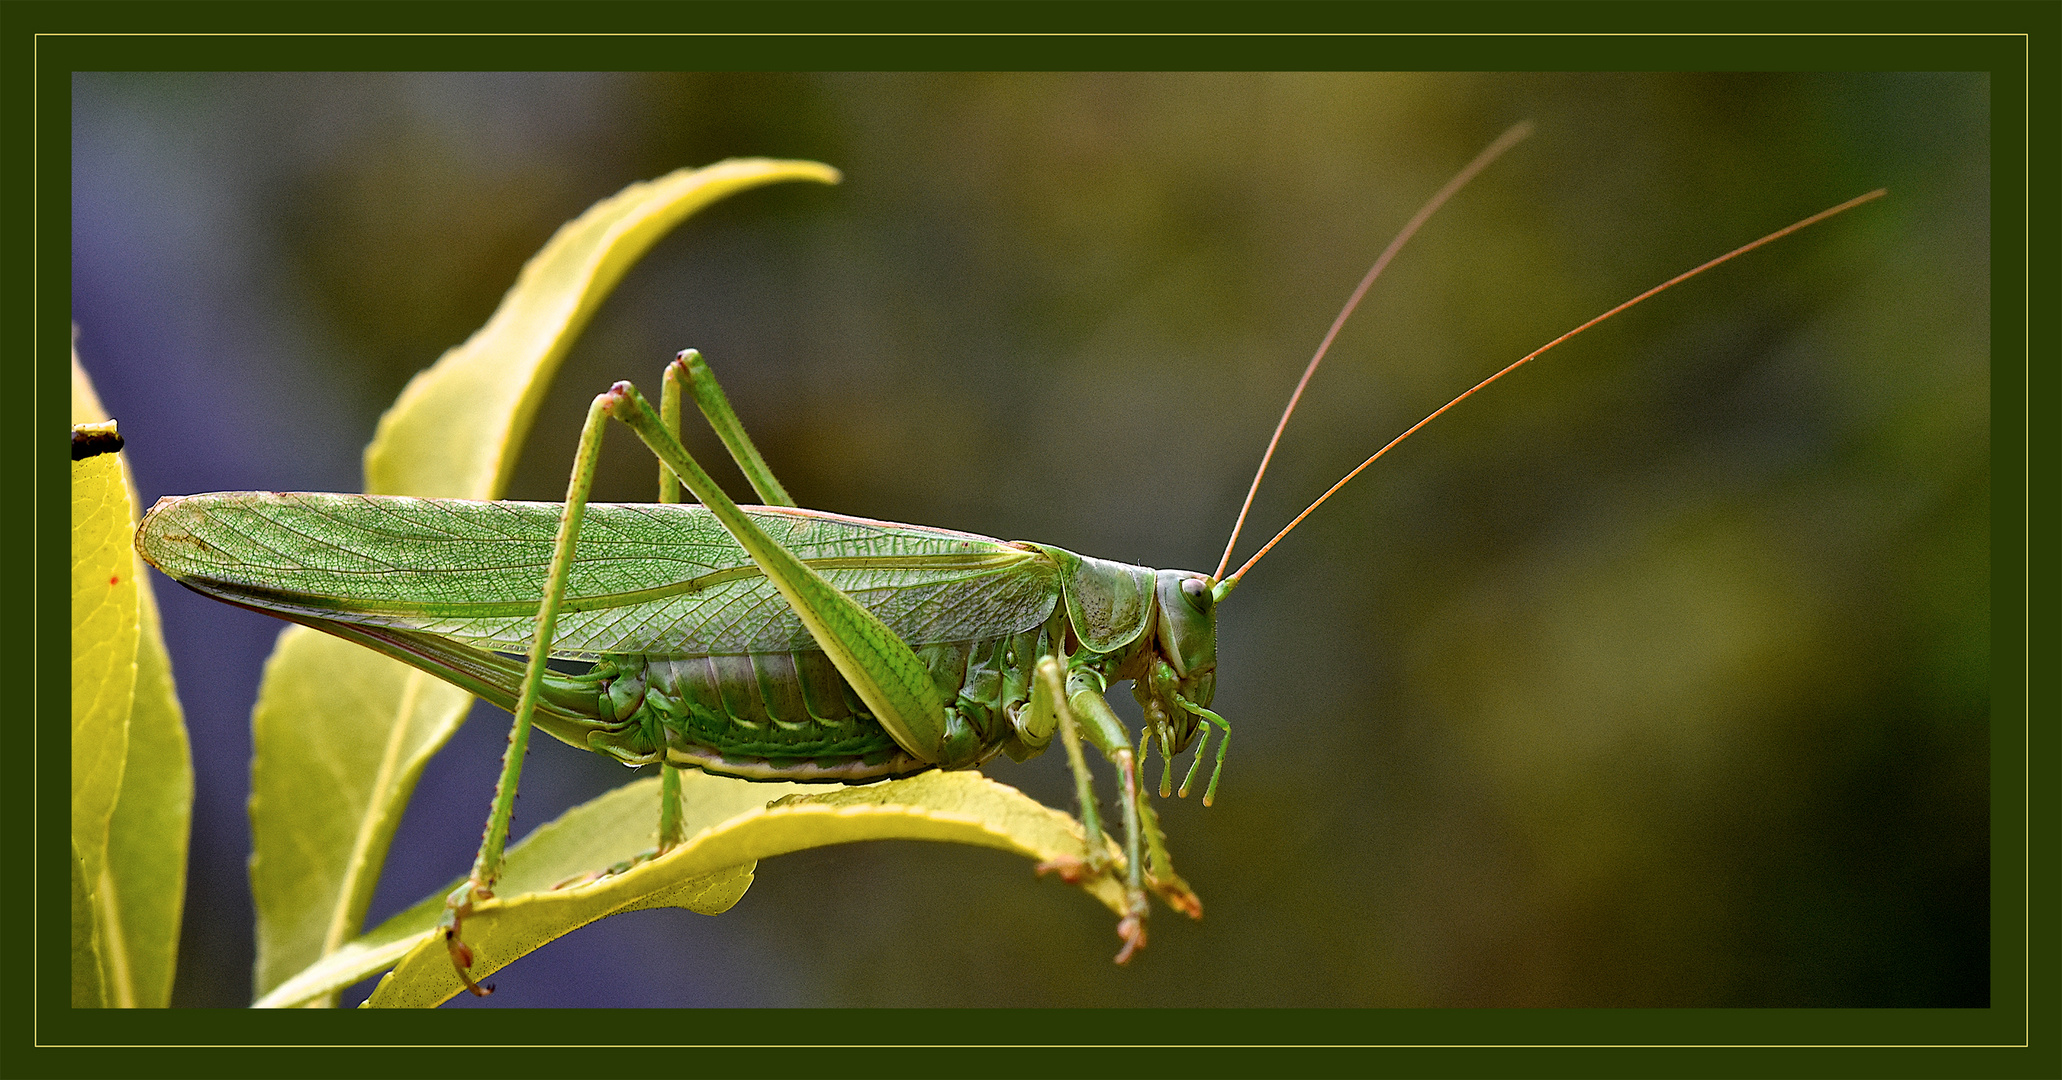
[136,492,1059,658]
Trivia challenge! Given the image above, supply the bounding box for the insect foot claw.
[443,924,494,998]
[441,882,495,997]
[445,933,489,994]
[1113,915,1147,965]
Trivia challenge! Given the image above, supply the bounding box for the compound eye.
[1181,576,1210,607]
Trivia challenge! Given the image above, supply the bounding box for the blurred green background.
[71,72,1989,1007]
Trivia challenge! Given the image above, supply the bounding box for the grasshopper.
[133,124,1882,995]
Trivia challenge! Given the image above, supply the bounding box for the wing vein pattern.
[139,493,1059,658]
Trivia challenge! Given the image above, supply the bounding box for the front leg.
[1023,656,1108,877]
[1059,666,1202,962]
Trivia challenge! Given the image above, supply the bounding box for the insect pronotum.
[133,123,1884,994]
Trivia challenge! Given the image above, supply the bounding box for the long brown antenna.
[1216,187,1888,596]
[1213,120,1535,581]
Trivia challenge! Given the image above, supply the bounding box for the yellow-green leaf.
[256,769,806,1008]
[358,771,1120,1009]
[250,629,472,999]
[95,581,192,1008]
[248,160,842,1004]
[76,352,194,1008]
[71,421,135,917]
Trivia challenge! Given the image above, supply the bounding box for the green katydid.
[133,122,1884,995]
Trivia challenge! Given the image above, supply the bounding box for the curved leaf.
[76,353,194,1008]
[356,771,1119,1009]
[71,423,135,931]
[249,160,843,1003]
[95,593,192,1008]
[249,629,473,999]
[256,769,806,1008]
